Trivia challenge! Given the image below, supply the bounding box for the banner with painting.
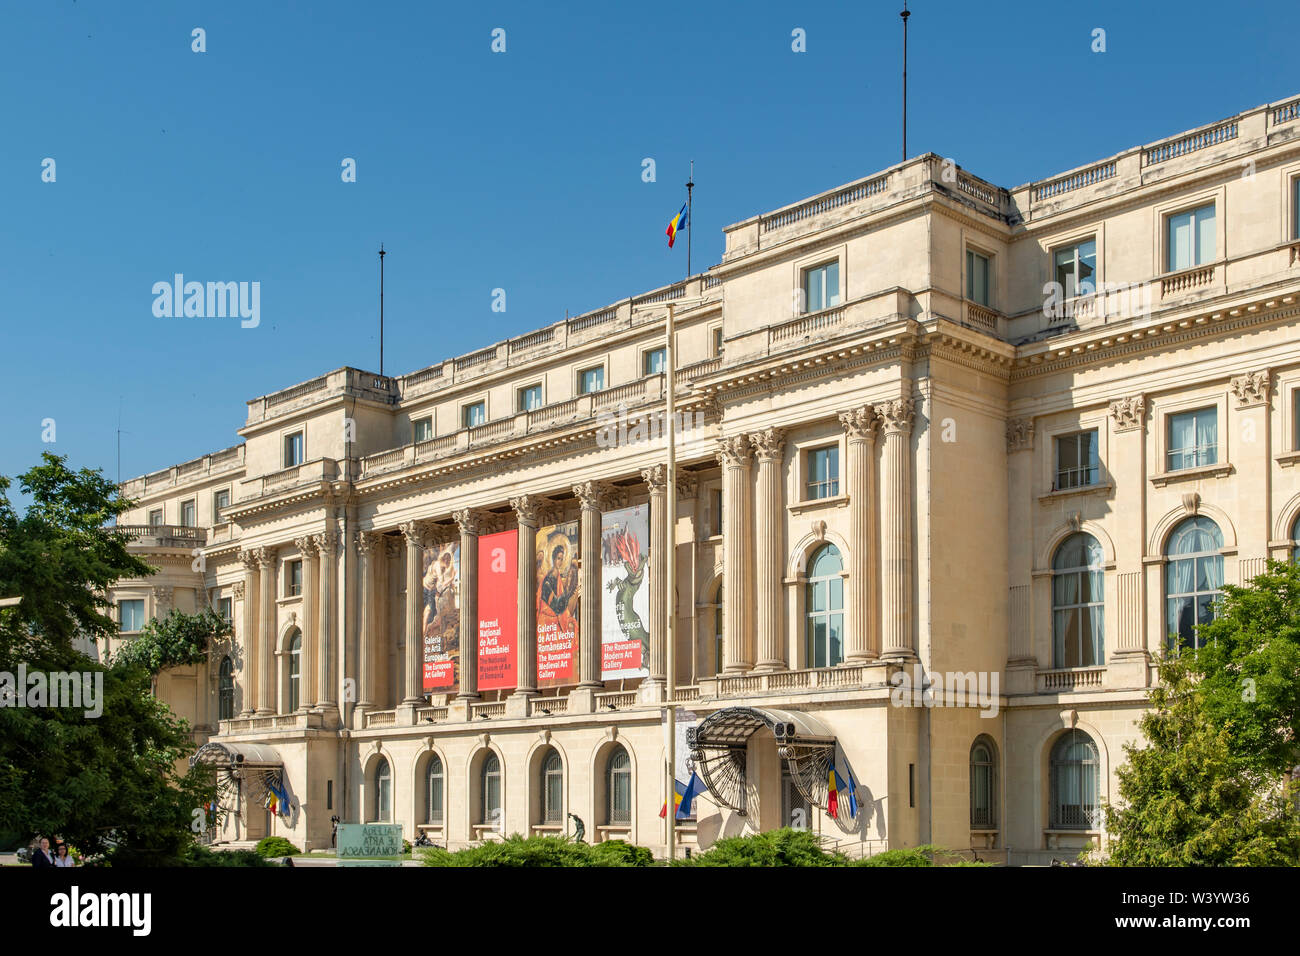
[535,521,580,686]
[601,504,650,679]
[477,529,518,691]
[421,539,460,691]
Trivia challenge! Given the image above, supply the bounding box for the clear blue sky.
[1,0,1294,494]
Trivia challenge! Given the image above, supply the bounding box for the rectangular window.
[180,499,196,527]
[710,488,723,537]
[463,402,487,428]
[217,596,233,623]
[712,327,724,356]
[518,384,543,412]
[283,431,304,468]
[413,416,433,442]
[1166,203,1215,271]
[1295,389,1300,450]
[148,509,163,527]
[119,599,145,632]
[287,560,303,597]
[1053,239,1097,299]
[1167,407,1218,471]
[578,366,605,394]
[802,261,840,313]
[966,250,991,306]
[327,780,333,811]
[213,489,230,523]
[805,446,840,500]
[1293,178,1300,240]
[1055,430,1100,490]
[643,348,666,376]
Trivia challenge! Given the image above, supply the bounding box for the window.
[1053,239,1097,299]
[119,599,145,632]
[463,401,486,428]
[802,261,840,313]
[180,499,196,527]
[482,753,502,825]
[1052,533,1105,668]
[287,560,303,597]
[1055,431,1100,490]
[578,366,605,394]
[966,250,991,306]
[805,544,845,668]
[711,326,724,356]
[714,584,724,674]
[542,750,564,825]
[1293,178,1300,240]
[1167,407,1217,471]
[518,384,543,412]
[1293,514,1300,563]
[213,489,230,523]
[218,656,234,721]
[426,755,444,825]
[217,596,233,623]
[148,509,163,527]
[970,737,997,829]
[413,416,433,442]
[643,348,666,376]
[287,630,302,712]
[1050,731,1100,830]
[805,445,839,500]
[710,488,723,537]
[374,757,392,822]
[283,431,304,467]
[1165,516,1224,650]
[607,746,631,825]
[1166,203,1215,271]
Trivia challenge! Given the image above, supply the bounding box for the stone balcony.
[117,523,208,550]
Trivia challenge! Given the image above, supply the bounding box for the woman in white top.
[54,843,75,867]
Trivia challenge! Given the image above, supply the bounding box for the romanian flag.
[658,772,706,819]
[666,202,688,248]
[827,764,839,819]
[827,759,857,821]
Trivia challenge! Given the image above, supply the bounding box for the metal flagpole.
[686,163,694,279]
[901,3,910,162]
[665,299,678,861]
[379,244,386,377]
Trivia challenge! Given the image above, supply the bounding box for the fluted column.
[238,551,259,717]
[295,538,318,711]
[511,495,539,696]
[314,532,336,710]
[453,509,482,700]
[573,481,606,688]
[750,428,787,671]
[256,546,277,714]
[641,465,668,685]
[840,407,881,662]
[400,522,424,705]
[876,398,916,659]
[717,436,754,672]
[356,531,378,712]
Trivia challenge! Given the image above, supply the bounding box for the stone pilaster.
[453,509,482,700]
[876,398,915,659]
[641,465,668,687]
[400,522,424,706]
[314,532,337,710]
[356,531,379,713]
[511,495,540,698]
[573,481,606,688]
[716,435,754,672]
[840,406,880,662]
[295,537,318,711]
[256,546,278,713]
[750,428,787,671]
[238,550,258,717]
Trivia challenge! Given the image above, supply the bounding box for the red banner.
[477,529,518,691]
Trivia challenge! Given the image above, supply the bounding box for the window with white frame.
[606,747,631,825]
[969,737,998,830]
[1166,203,1215,271]
[148,509,163,527]
[213,489,230,523]
[1292,514,1300,563]
[481,752,501,825]
[287,560,302,597]
[1050,730,1100,830]
[374,757,392,822]
[518,384,543,412]
[426,755,444,825]
[802,261,840,313]
[1164,516,1223,651]
[283,431,304,468]
[413,416,433,442]
[217,596,233,623]
[287,629,302,711]
[805,445,839,500]
[711,326,724,356]
[180,499,196,527]
[463,401,487,428]
[1052,533,1105,668]
[1166,407,1217,471]
[643,347,666,376]
[119,599,145,632]
[578,365,605,394]
[966,250,991,306]
[1053,239,1097,299]
[1293,177,1300,240]
[1055,430,1100,490]
[805,544,845,668]
[542,749,563,825]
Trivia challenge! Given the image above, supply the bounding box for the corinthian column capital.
[749,427,787,462]
[716,434,753,468]
[875,398,916,436]
[239,549,258,571]
[839,406,880,441]
[641,464,667,493]
[255,546,277,569]
[572,480,607,511]
[399,520,423,547]
[453,508,482,536]
[510,494,539,525]
[356,530,380,555]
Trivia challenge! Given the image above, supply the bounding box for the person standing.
[53,844,75,867]
[29,837,55,868]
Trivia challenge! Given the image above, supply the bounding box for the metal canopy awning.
[190,741,284,770]
[688,706,843,824]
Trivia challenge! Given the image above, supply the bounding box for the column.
[256,546,278,713]
[295,537,318,711]
[839,407,880,662]
[511,494,539,697]
[356,531,378,713]
[641,465,667,686]
[750,428,787,671]
[401,521,424,706]
[716,435,754,672]
[573,481,606,688]
[238,551,258,717]
[453,509,481,700]
[876,398,915,659]
[314,532,337,711]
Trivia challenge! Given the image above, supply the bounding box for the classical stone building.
[110,94,1300,863]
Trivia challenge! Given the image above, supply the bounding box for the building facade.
[111,94,1300,864]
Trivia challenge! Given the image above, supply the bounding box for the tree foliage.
[112,606,230,675]
[419,834,654,867]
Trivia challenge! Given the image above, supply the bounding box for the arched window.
[542,750,563,825]
[287,630,302,712]
[218,656,234,721]
[714,583,724,674]
[374,757,392,822]
[1050,731,1099,830]
[1165,516,1224,650]
[1052,533,1105,667]
[481,753,502,826]
[969,737,997,829]
[607,746,631,825]
[1291,514,1300,563]
[805,544,844,668]
[426,755,444,825]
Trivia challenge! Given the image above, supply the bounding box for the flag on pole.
[827,755,857,821]
[666,201,688,248]
[827,763,840,819]
[659,771,707,819]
